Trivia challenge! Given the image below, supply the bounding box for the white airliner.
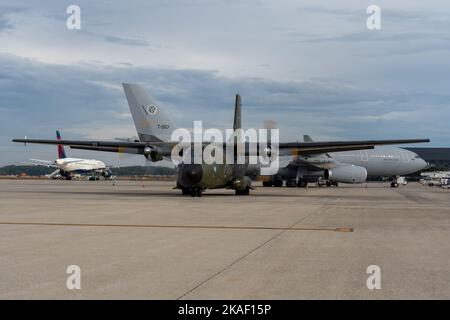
[27,131,112,180]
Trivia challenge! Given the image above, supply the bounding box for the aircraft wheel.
[286,180,297,188]
[190,188,203,197]
[297,180,308,188]
[235,188,250,195]
[273,179,283,187]
[262,180,273,187]
[390,182,399,188]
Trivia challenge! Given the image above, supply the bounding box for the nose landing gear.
[190,187,203,197]
[181,187,203,197]
[235,187,250,195]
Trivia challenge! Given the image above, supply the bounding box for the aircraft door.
[360,150,369,162]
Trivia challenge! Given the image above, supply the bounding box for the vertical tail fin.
[303,135,313,142]
[233,94,241,131]
[56,130,67,159]
[122,83,174,142]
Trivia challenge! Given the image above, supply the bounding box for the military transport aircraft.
[13,83,429,196]
[263,135,428,189]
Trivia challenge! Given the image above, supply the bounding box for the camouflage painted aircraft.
[13,84,430,196]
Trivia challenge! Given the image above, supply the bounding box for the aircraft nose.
[418,158,428,171]
[180,164,203,186]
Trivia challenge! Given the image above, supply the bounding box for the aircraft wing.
[30,158,54,164]
[13,139,149,154]
[21,162,59,168]
[24,159,59,168]
[13,138,430,157]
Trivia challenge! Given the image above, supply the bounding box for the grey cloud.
[0,5,31,34]
[0,12,16,32]
[297,5,440,22]
[103,35,150,47]
[293,32,450,44]
[0,17,12,31]
[76,30,152,48]
[1,52,447,165]
[117,62,134,67]
[297,5,358,17]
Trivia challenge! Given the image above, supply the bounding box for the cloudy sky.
[1,0,449,166]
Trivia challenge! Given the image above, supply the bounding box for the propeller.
[261,120,279,160]
[263,120,277,144]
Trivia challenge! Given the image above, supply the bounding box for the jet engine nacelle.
[102,169,113,178]
[324,165,367,184]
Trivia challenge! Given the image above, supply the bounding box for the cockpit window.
[414,155,421,159]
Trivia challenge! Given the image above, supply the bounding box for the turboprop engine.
[324,165,367,184]
[143,146,163,162]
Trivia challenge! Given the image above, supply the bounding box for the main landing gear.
[235,187,250,195]
[325,181,338,187]
[263,177,308,188]
[285,180,297,188]
[288,179,308,188]
[297,180,308,188]
[390,176,399,188]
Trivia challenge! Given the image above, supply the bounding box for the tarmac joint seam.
[0,221,353,232]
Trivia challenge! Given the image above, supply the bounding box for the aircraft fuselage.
[330,146,426,176]
[55,158,106,172]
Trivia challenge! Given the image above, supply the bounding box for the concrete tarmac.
[0,179,449,299]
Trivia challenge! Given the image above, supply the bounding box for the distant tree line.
[0,165,55,176]
[111,166,176,176]
[0,165,176,176]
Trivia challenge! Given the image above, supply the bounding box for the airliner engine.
[324,165,367,184]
